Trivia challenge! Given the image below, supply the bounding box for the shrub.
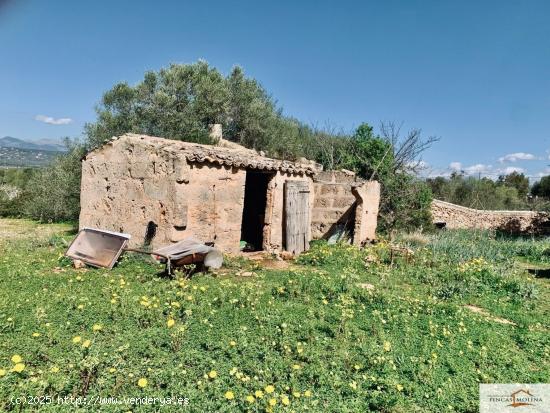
[23,140,86,222]
[0,168,37,218]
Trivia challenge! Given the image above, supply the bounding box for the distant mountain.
[0,136,67,152]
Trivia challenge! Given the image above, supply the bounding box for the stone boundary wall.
[432,199,549,234]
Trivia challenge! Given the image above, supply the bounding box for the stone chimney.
[208,124,223,143]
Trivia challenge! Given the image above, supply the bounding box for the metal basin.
[65,227,131,268]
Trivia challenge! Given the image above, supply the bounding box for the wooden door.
[284,181,310,254]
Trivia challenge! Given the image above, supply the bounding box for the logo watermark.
[480,384,550,412]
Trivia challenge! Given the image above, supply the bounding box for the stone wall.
[80,137,247,253]
[312,171,380,243]
[431,199,549,234]
[352,180,381,245]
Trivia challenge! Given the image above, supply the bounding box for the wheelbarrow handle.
[122,248,172,275]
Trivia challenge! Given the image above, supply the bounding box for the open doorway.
[240,171,273,251]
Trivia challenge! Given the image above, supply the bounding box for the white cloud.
[449,161,462,171]
[498,152,537,163]
[434,160,533,180]
[406,160,429,169]
[448,162,492,175]
[464,164,492,175]
[496,166,525,175]
[35,114,73,125]
[535,167,550,178]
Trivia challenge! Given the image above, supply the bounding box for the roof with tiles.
[88,133,320,176]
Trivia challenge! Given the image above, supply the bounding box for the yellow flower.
[229,340,236,346]
[293,391,301,398]
[383,341,392,352]
[396,384,404,391]
[137,378,148,388]
[11,355,22,363]
[268,398,277,406]
[167,318,175,328]
[32,332,41,337]
[281,395,290,406]
[0,369,6,376]
[109,368,117,373]
[349,381,357,390]
[13,363,25,373]
[208,370,217,379]
[304,390,312,397]
[50,366,60,373]
[292,364,301,370]
[92,324,102,332]
[255,390,264,398]
[265,385,275,394]
[245,395,255,403]
[77,304,84,310]
[82,340,91,348]
[72,336,82,344]
[224,391,234,400]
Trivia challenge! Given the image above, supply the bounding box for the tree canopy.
[427,172,531,210]
[85,61,318,161]
[498,171,529,198]
[532,175,550,198]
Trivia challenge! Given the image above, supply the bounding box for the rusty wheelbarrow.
[65,227,223,275]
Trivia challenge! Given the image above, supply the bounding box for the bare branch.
[380,121,439,174]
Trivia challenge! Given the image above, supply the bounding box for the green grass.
[0,220,548,412]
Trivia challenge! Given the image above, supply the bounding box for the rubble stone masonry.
[431,199,549,234]
[312,171,380,243]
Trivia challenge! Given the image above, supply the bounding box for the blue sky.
[1,0,549,179]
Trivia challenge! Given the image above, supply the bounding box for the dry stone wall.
[431,199,549,234]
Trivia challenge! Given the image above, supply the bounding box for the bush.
[0,190,27,217]
[378,174,433,233]
[0,168,37,218]
[427,173,531,211]
[23,140,86,222]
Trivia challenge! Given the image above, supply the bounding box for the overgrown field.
[0,219,548,412]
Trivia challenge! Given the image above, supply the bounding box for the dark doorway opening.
[240,171,272,251]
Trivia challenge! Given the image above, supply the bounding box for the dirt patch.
[237,251,296,270]
[463,304,516,326]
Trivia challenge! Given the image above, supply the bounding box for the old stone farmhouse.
[79,133,380,254]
